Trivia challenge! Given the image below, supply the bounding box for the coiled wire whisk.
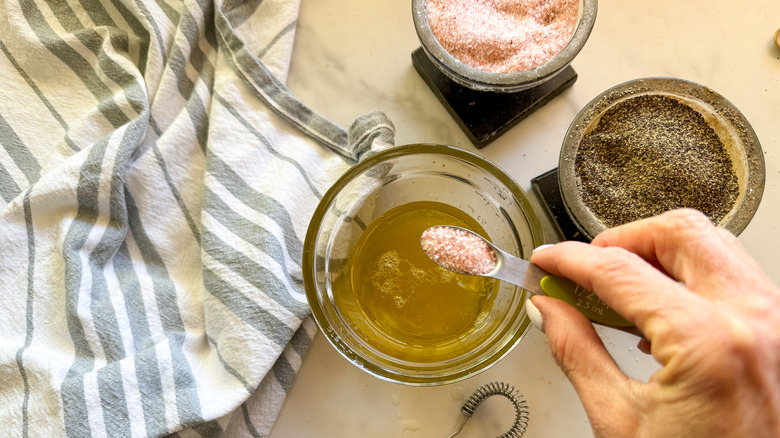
[446,381,529,438]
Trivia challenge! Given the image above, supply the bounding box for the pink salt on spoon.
[420,226,498,275]
[420,225,644,337]
[421,226,544,287]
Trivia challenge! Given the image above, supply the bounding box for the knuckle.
[657,209,730,260]
[692,313,763,385]
[713,225,739,245]
[659,208,713,236]
[718,316,758,357]
[589,246,643,283]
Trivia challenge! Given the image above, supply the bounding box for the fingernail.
[525,297,544,332]
[532,243,554,254]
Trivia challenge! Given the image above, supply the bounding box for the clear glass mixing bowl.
[303,144,545,385]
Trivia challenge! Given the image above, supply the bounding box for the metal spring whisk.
[446,381,530,438]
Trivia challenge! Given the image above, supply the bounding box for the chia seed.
[574,94,739,228]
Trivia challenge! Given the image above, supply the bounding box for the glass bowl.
[412,0,598,92]
[559,77,765,239]
[303,144,545,385]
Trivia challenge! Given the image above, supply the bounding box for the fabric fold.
[0,0,395,436]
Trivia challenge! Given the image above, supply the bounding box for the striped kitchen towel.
[0,0,394,437]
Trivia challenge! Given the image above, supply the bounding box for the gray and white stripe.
[1,0,394,436]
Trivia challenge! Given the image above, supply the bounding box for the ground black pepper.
[575,94,739,228]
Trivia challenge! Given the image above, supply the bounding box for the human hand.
[528,208,780,437]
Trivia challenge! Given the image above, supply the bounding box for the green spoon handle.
[539,275,645,338]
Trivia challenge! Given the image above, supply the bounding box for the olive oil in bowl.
[337,201,498,362]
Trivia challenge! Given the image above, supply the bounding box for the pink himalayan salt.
[426,0,579,73]
[420,227,497,275]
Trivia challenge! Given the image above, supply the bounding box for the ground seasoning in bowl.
[426,0,580,73]
[559,77,765,239]
[412,0,597,92]
[575,94,739,228]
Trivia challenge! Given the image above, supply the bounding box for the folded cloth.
[0,0,394,437]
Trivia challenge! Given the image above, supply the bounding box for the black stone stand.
[412,47,578,148]
[531,168,590,242]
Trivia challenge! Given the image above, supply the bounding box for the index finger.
[591,209,761,303]
[530,239,701,346]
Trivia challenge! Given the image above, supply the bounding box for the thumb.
[529,295,641,436]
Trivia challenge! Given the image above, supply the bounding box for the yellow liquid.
[342,201,497,347]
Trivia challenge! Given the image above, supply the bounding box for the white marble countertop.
[270,1,780,437]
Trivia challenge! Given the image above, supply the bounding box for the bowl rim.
[558,76,766,239]
[412,0,598,91]
[303,144,545,385]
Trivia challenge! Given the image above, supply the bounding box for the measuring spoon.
[421,226,643,338]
